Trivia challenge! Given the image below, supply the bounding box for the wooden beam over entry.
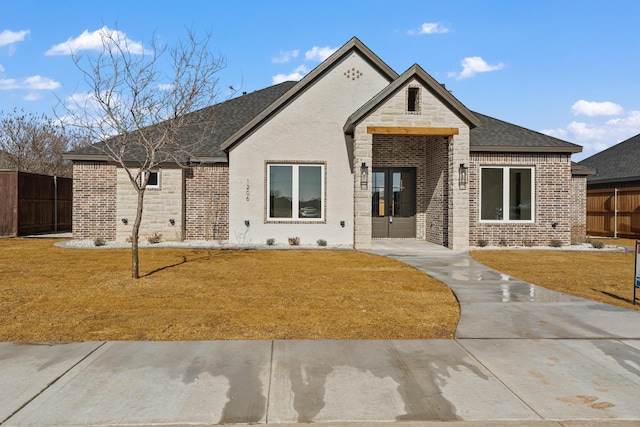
[367,126,459,136]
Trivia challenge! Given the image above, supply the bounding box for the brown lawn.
[471,249,639,310]
[0,238,459,342]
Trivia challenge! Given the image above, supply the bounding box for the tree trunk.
[131,189,145,279]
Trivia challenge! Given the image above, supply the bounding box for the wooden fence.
[0,171,72,237]
[587,187,640,238]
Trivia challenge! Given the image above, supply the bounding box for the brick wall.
[469,152,573,246]
[185,164,229,240]
[72,161,117,240]
[372,134,448,244]
[570,175,587,243]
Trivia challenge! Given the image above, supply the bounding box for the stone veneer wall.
[115,167,185,241]
[353,78,470,250]
[185,164,229,241]
[372,134,448,245]
[570,175,588,243]
[469,152,573,246]
[72,161,117,240]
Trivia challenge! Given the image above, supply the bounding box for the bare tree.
[60,28,225,278]
[0,109,77,177]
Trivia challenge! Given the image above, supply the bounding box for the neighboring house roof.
[63,81,298,163]
[470,113,582,153]
[220,37,399,152]
[579,133,640,184]
[344,64,480,135]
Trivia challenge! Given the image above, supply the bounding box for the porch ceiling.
[366,126,459,136]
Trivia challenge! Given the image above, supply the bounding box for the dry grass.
[591,237,637,248]
[471,250,639,310]
[0,238,459,342]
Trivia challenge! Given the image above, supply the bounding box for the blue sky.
[1,0,639,161]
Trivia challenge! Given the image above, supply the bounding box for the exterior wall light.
[459,163,468,188]
[169,218,175,225]
[244,220,250,227]
[121,218,128,225]
[360,162,369,190]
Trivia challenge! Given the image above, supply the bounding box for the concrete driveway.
[1,240,639,426]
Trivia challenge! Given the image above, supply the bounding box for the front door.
[371,168,416,238]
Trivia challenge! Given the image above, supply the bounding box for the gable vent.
[344,68,363,80]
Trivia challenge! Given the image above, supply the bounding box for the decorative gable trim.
[344,64,480,135]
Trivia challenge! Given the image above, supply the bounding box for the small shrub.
[522,239,535,247]
[288,237,301,246]
[477,239,489,247]
[317,239,327,247]
[266,238,275,246]
[147,232,163,244]
[94,237,106,247]
[498,238,508,247]
[125,235,140,243]
[549,239,563,248]
[591,240,605,249]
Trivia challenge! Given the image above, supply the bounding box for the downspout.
[54,176,58,233]
[614,187,618,239]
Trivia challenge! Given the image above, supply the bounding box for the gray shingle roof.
[64,80,584,163]
[579,133,640,183]
[470,112,582,153]
[64,81,298,163]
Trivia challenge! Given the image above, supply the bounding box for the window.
[407,87,419,112]
[142,170,159,188]
[268,164,324,220]
[480,167,533,221]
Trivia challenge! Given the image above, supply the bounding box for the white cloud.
[0,29,30,47]
[272,65,309,84]
[272,50,299,64]
[0,75,60,90]
[46,26,149,56]
[571,100,623,117]
[157,83,174,91]
[0,64,4,73]
[450,56,504,80]
[305,46,337,62]
[408,22,450,35]
[606,109,640,128]
[542,108,640,160]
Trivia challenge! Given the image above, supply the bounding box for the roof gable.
[220,37,399,151]
[579,132,640,182]
[344,64,479,134]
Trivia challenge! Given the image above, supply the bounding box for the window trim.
[142,170,160,189]
[266,162,325,222]
[479,166,535,223]
[407,86,420,114]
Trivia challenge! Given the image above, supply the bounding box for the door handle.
[389,216,393,223]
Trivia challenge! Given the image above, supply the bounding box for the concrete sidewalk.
[1,240,639,426]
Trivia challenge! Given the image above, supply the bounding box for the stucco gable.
[220,37,399,152]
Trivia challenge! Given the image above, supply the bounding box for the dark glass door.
[371,168,416,238]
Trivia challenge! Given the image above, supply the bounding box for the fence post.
[614,188,618,239]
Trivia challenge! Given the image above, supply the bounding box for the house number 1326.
[246,179,250,201]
